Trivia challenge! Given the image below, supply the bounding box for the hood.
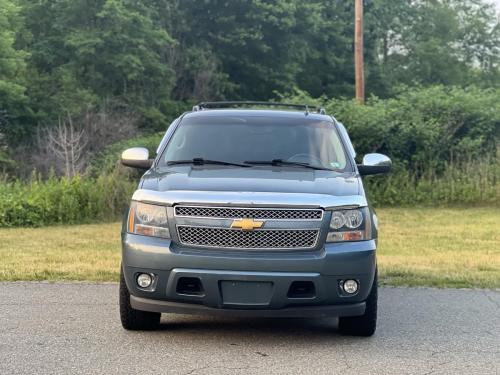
[142,166,361,197]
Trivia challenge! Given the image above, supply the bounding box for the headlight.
[344,210,363,229]
[330,211,346,229]
[327,208,369,242]
[127,201,170,238]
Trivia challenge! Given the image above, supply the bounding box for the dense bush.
[1,86,499,227]
[331,86,500,171]
[286,86,500,170]
[0,132,164,227]
[0,173,135,227]
[89,132,164,175]
[364,157,499,206]
[0,156,497,227]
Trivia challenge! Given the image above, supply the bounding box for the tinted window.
[159,115,350,170]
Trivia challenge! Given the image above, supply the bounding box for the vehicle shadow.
[152,315,356,342]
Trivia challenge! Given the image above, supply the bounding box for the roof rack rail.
[192,101,326,115]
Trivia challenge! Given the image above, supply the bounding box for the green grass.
[377,207,500,288]
[0,208,499,288]
[0,223,121,282]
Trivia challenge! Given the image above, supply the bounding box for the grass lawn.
[0,208,499,288]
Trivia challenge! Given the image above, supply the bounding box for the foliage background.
[0,0,499,226]
[1,0,499,143]
[1,85,498,227]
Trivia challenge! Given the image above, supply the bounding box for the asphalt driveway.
[0,283,498,374]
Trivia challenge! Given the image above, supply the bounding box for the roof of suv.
[183,109,333,122]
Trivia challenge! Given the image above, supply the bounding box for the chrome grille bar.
[174,206,323,220]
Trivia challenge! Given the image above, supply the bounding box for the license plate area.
[220,281,273,306]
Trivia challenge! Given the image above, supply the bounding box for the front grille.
[175,206,323,220]
[177,226,319,250]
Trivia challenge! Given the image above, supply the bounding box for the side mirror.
[357,153,392,176]
[121,147,153,169]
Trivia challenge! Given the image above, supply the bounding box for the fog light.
[342,279,359,294]
[137,273,153,288]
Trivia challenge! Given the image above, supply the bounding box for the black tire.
[119,267,161,330]
[338,270,377,337]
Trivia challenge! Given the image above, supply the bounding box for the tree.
[295,1,355,98]
[366,0,500,94]
[177,0,328,99]
[33,103,138,177]
[0,0,29,150]
[38,114,88,178]
[20,0,176,127]
[3,0,500,161]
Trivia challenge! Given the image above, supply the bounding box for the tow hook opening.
[287,281,316,299]
[177,277,205,296]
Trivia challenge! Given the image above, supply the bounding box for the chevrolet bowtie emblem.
[231,218,264,231]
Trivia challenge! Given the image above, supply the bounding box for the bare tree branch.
[33,102,137,177]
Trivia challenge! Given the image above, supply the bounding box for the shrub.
[284,86,500,171]
[89,132,164,175]
[364,156,499,206]
[0,155,498,227]
[0,172,135,227]
[1,86,498,227]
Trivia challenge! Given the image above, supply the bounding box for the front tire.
[119,267,161,330]
[338,270,377,337]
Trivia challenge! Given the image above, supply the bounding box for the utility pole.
[354,0,365,103]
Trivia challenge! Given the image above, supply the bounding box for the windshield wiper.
[244,159,335,171]
[167,158,251,168]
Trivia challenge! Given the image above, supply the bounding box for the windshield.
[159,115,351,171]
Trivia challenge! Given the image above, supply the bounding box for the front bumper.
[122,233,376,317]
[131,295,365,318]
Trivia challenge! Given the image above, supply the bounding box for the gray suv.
[119,102,391,336]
